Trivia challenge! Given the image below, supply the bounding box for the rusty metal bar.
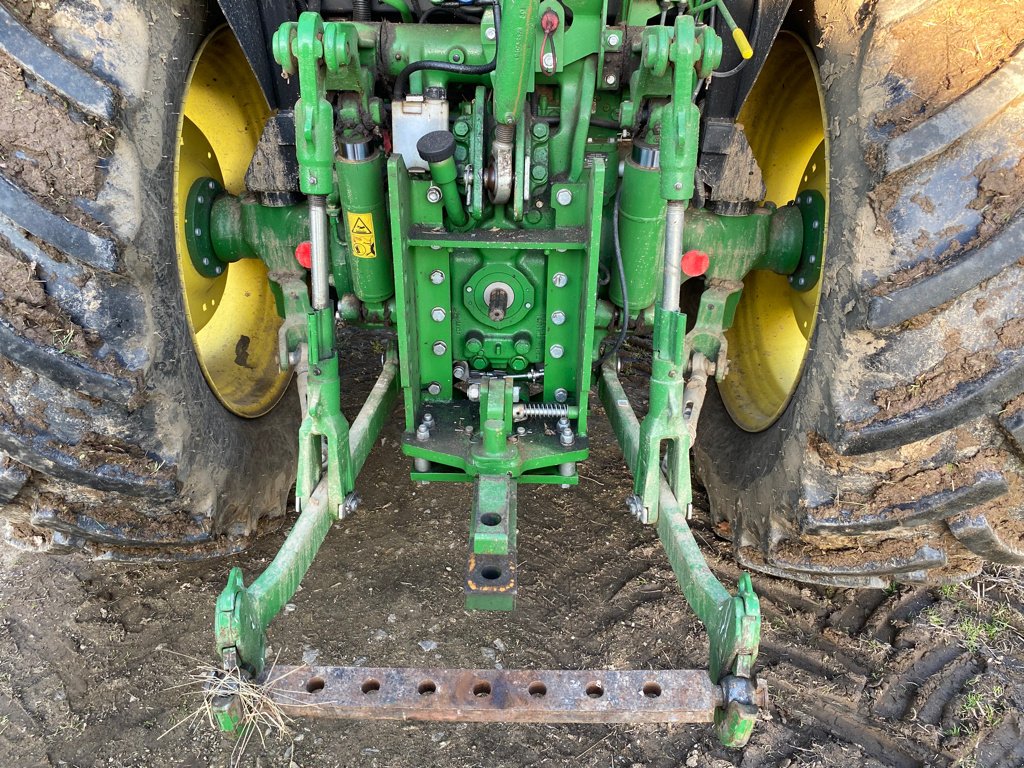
[262,666,726,723]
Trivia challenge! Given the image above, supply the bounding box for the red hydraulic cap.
[295,241,312,269]
[681,249,710,277]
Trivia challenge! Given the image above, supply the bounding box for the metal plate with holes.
[261,666,721,723]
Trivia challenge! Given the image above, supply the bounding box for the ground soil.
[1,338,1022,768]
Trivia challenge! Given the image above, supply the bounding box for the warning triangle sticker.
[351,217,373,235]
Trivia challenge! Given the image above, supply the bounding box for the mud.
[0,332,1019,767]
[866,317,1024,422]
[0,54,111,232]
[872,155,1024,296]
[1,447,1022,768]
[0,242,98,356]
[872,2,1021,134]
[4,0,55,40]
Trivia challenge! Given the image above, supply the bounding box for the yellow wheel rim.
[173,27,290,418]
[719,32,829,432]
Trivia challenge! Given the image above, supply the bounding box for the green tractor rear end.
[2,0,1022,752]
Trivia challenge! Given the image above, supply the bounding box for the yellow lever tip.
[733,28,754,60]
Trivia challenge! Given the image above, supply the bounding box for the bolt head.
[607,33,620,46]
[432,341,448,356]
[554,388,568,403]
[452,364,466,379]
[516,426,526,436]
[429,270,445,285]
[674,182,683,190]
[485,26,496,40]
[430,306,446,322]
[551,310,566,326]
[426,185,443,204]
[549,344,564,359]
[427,382,441,396]
[812,220,820,230]
[605,74,616,85]
[555,188,573,206]
[552,272,568,288]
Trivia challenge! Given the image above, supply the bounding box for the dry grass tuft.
[159,650,301,767]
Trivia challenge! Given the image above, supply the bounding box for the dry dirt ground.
[1,337,1023,768]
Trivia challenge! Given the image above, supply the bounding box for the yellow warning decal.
[347,212,376,259]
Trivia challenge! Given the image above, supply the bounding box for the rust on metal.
[262,666,722,723]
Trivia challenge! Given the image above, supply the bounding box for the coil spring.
[515,403,569,418]
[494,123,515,144]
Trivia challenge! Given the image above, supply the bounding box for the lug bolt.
[554,388,568,403]
[416,424,430,441]
[452,363,467,379]
[485,26,496,40]
[427,382,441,396]
[432,341,448,356]
[431,306,447,322]
[430,270,445,285]
[555,188,573,206]
[552,272,568,288]
[551,310,566,325]
[549,344,564,359]
[426,185,443,204]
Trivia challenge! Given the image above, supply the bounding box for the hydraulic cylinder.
[335,137,395,303]
[612,141,667,312]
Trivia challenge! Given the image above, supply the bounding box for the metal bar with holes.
[261,667,748,724]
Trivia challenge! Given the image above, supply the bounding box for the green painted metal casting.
[185,0,835,747]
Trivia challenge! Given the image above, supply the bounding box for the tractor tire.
[695,0,1024,587]
[0,1,298,559]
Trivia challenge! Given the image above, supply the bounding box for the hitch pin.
[309,194,330,310]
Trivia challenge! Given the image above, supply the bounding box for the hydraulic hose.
[394,2,500,100]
